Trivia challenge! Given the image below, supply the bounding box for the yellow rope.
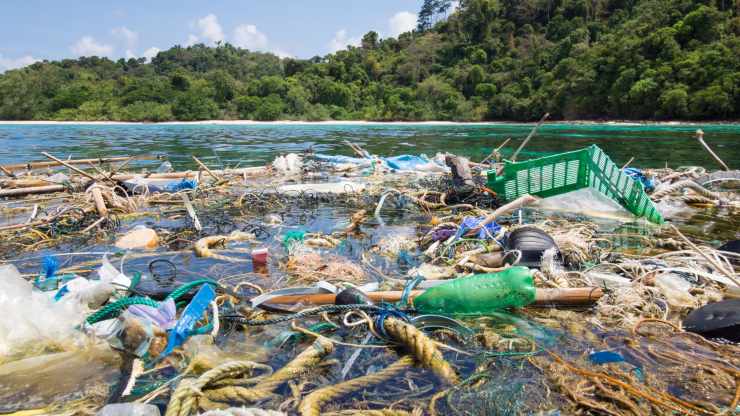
[383,317,459,385]
[299,355,414,416]
[323,411,413,416]
[203,337,334,404]
[165,361,271,416]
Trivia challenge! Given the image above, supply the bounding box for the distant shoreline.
[0,120,737,126]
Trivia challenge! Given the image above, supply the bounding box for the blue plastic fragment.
[623,168,655,192]
[163,178,197,193]
[160,283,216,358]
[455,216,502,241]
[42,256,59,278]
[589,350,625,364]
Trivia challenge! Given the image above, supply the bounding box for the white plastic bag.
[0,264,86,357]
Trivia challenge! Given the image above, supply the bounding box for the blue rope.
[399,276,425,307]
[374,304,411,340]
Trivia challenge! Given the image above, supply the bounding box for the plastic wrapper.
[0,345,121,413]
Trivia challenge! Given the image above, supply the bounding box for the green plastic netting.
[487,145,664,224]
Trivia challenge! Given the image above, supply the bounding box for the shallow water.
[1,122,739,169]
[0,123,738,414]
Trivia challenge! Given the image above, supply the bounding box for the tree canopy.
[1,0,739,121]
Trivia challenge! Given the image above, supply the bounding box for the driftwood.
[0,155,156,173]
[0,167,268,198]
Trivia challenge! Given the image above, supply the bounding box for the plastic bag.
[0,264,86,357]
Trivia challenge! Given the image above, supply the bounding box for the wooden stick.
[42,152,98,181]
[0,184,66,197]
[621,157,635,170]
[480,138,511,165]
[695,129,730,171]
[263,287,603,306]
[0,155,152,173]
[90,187,108,218]
[192,156,223,182]
[510,113,550,162]
[0,165,16,178]
[0,167,268,198]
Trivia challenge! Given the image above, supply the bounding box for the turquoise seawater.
[0,122,738,169]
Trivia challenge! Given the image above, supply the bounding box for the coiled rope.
[166,361,272,416]
[203,337,334,404]
[382,317,459,385]
[299,356,414,416]
[652,179,731,201]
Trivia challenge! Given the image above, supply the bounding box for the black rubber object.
[335,287,374,306]
[505,226,559,268]
[683,299,740,342]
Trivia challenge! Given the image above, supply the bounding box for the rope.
[168,279,217,302]
[166,361,271,416]
[299,356,414,416]
[652,179,731,201]
[85,280,216,324]
[223,304,384,326]
[203,337,334,404]
[86,296,159,324]
[323,411,413,416]
[382,317,459,385]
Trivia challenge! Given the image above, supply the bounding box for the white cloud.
[142,47,160,61]
[125,50,137,59]
[112,26,138,49]
[388,11,417,37]
[328,29,361,53]
[0,54,38,72]
[185,34,199,47]
[232,24,291,57]
[71,36,114,56]
[196,14,225,44]
[233,24,268,50]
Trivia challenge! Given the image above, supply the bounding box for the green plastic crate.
[487,145,664,224]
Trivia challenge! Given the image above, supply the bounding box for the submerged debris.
[0,138,737,415]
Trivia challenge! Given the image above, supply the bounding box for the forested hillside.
[1,0,739,121]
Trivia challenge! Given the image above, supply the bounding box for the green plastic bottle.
[412,266,536,315]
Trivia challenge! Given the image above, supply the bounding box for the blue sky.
[0,0,424,71]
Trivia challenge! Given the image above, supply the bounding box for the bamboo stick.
[510,113,550,162]
[263,287,603,307]
[192,156,224,182]
[0,184,66,197]
[0,155,155,172]
[0,167,268,198]
[41,152,98,181]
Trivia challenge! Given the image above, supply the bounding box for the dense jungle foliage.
[1,0,739,121]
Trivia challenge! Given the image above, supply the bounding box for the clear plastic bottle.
[413,266,536,315]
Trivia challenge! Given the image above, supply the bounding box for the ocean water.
[0,122,738,170]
